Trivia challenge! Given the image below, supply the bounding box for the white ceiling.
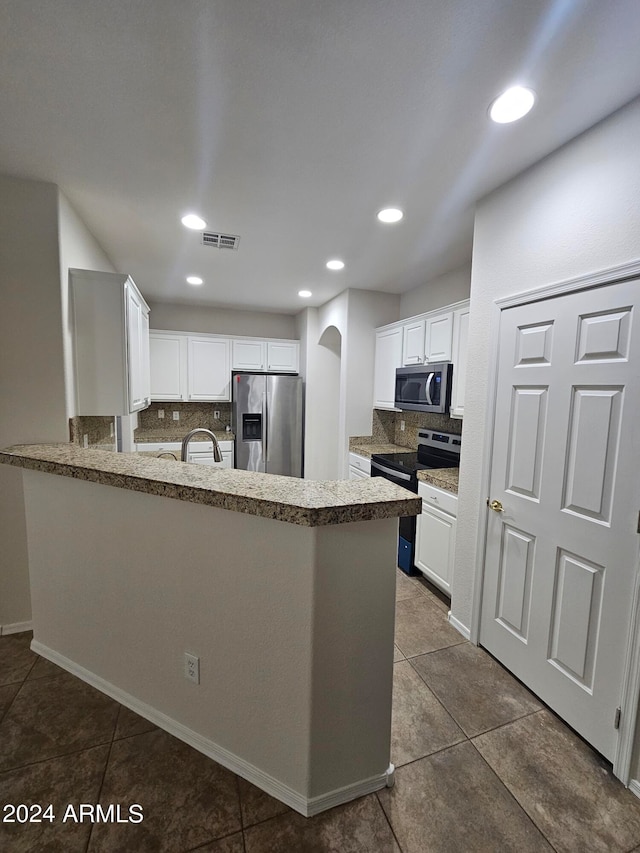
[2,1,640,314]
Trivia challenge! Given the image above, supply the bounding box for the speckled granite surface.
[1,444,421,527]
[349,439,414,459]
[417,467,459,494]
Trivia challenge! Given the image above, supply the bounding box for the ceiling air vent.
[202,231,240,250]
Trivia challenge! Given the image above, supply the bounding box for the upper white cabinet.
[71,269,150,416]
[150,332,300,402]
[425,312,453,362]
[373,326,403,409]
[400,310,454,366]
[188,337,231,401]
[232,339,266,371]
[231,338,299,373]
[149,334,187,401]
[402,320,426,365]
[450,304,470,419]
[266,341,299,373]
[374,299,469,413]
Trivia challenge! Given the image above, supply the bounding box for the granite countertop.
[417,467,459,495]
[134,431,234,443]
[1,444,421,528]
[349,442,415,459]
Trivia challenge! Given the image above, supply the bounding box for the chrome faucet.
[180,428,223,463]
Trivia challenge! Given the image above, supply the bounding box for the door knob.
[487,499,504,512]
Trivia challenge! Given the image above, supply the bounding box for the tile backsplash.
[136,402,232,434]
[372,408,461,449]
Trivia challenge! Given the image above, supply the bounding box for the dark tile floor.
[2,572,640,852]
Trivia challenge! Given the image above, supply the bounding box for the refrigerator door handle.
[263,389,269,467]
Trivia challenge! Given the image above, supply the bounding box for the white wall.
[399,264,471,319]
[0,176,117,631]
[297,307,343,481]
[344,289,400,445]
[0,176,67,630]
[452,99,640,642]
[148,300,297,339]
[58,192,116,417]
[301,289,398,479]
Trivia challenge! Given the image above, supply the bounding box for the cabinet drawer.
[418,481,458,516]
[348,453,371,474]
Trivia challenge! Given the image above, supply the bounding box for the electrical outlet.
[184,653,200,684]
[400,420,405,432]
[158,409,165,419]
[213,410,220,420]
[83,434,89,448]
[173,411,180,421]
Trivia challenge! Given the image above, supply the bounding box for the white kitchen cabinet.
[232,339,266,371]
[136,440,233,468]
[267,341,299,372]
[348,452,371,480]
[71,268,150,416]
[402,320,426,365]
[401,310,453,366]
[186,440,234,468]
[415,481,457,595]
[450,303,470,418]
[373,326,403,409]
[187,337,231,401]
[231,338,299,373]
[150,334,187,401]
[425,312,453,362]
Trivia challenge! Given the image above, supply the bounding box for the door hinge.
[614,707,622,730]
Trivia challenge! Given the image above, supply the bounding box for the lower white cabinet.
[415,481,458,595]
[348,452,371,480]
[186,440,233,469]
[136,440,233,468]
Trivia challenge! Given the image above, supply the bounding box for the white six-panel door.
[480,280,640,761]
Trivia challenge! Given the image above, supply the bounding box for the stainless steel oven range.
[371,429,461,575]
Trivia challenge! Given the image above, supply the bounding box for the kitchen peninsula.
[0,444,420,817]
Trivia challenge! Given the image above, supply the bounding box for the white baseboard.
[1,620,33,636]
[629,779,640,800]
[30,640,388,817]
[448,612,471,640]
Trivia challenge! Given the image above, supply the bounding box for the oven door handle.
[371,462,412,481]
[425,372,435,405]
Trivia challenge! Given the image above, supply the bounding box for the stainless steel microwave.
[394,362,453,413]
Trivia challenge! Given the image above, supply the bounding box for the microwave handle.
[425,372,435,405]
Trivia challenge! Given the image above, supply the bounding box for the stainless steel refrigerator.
[232,373,304,477]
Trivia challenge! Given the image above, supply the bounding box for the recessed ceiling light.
[298,290,312,298]
[489,86,536,123]
[377,208,404,223]
[186,276,203,285]
[181,213,207,230]
[326,259,345,271]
